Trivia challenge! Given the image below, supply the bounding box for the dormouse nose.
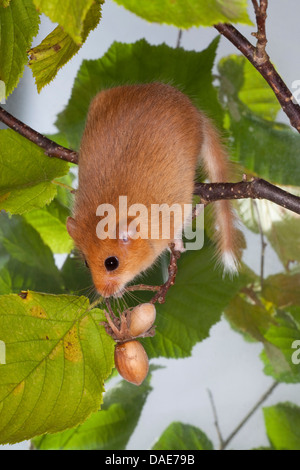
[95,279,121,298]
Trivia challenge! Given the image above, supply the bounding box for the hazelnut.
[128,303,156,337]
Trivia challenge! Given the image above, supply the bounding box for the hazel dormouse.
[66,83,241,298]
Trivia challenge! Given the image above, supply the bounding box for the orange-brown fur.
[67,83,239,297]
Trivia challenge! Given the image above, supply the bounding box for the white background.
[2,0,300,451]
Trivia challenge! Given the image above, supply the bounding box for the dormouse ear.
[66,217,77,239]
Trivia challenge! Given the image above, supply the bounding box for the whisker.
[122,287,146,306]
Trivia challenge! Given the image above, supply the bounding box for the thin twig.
[240,286,264,307]
[176,29,183,48]
[207,389,225,449]
[221,381,279,450]
[127,244,182,304]
[0,105,79,164]
[251,0,268,63]
[251,0,259,15]
[150,243,181,304]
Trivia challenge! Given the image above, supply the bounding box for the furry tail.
[200,116,241,274]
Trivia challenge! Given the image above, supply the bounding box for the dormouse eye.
[105,256,119,272]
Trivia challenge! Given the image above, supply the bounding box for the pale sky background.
[2,0,300,451]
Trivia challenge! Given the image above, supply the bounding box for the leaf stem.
[88,297,104,311]
[52,180,74,192]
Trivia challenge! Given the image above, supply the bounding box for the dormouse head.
[66,215,156,298]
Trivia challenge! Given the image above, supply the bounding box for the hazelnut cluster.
[103,303,156,386]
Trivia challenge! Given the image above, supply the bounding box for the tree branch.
[207,388,225,449]
[251,0,268,63]
[1,103,299,214]
[214,2,300,133]
[0,105,79,164]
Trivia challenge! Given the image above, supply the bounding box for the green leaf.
[261,346,299,384]
[54,173,75,208]
[0,130,69,214]
[218,56,300,185]
[29,0,103,92]
[152,422,213,450]
[237,197,300,267]
[261,310,300,383]
[0,292,114,444]
[33,370,154,450]
[0,258,64,295]
[230,115,300,185]
[0,1,12,7]
[0,212,60,278]
[264,403,300,450]
[262,273,300,309]
[24,199,74,254]
[56,38,223,150]
[264,314,300,372]
[219,55,280,121]
[0,265,11,294]
[225,294,276,343]
[288,305,300,328]
[112,0,252,28]
[0,213,64,294]
[261,195,300,268]
[0,0,40,97]
[32,0,102,45]
[60,254,93,296]
[223,270,300,382]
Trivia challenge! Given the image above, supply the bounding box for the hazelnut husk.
[128,303,156,337]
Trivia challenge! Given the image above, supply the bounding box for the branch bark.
[0,105,79,164]
[194,178,300,215]
[214,1,300,132]
[251,0,268,63]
